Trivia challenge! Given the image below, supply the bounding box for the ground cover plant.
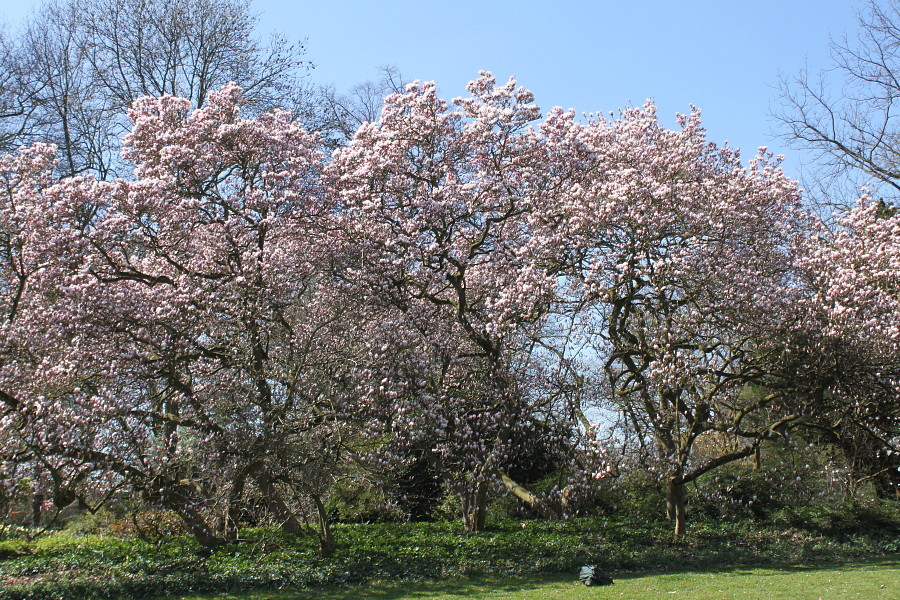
[0,506,897,600]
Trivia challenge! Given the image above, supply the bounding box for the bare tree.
[0,29,38,154]
[775,0,900,210]
[13,1,118,177]
[0,0,311,178]
[83,0,309,113]
[311,65,405,151]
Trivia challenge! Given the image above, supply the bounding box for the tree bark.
[170,501,233,548]
[253,473,305,535]
[312,493,336,558]
[461,480,488,532]
[890,468,900,503]
[666,478,686,540]
[31,492,43,527]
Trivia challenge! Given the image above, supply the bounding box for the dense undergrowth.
[0,503,898,600]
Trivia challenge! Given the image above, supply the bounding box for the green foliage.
[689,440,854,521]
[324,480,403,524]
[0,538,28,559]
[61,509,120,537]
[772,501,900,543]
[693,464,796,519]
[576,469,668,520]
[2,563,898,600]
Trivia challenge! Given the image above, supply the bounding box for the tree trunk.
[461,480,488,532]
[892,468,900,502]
[216,471,249,541]
[31,492,43,527]
[254,474,305,535]
[875,466,900,502]
[312,493,336,558]
[176,505,232,548]
[666,478,686,540]
[889,468,900,502]
[143,477,232,548]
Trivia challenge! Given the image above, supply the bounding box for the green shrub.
[61,508,119,536]
[772,500,900,538]
[107,510,187,540]
[587,470,667,522]
[324,480,403,523]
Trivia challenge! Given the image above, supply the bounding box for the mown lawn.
[164,559,899,600]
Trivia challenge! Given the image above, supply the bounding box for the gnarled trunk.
[175,504,234,548]
[144,477,235,548]
[254,471,336,557]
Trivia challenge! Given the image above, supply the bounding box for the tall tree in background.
[0,29,35,154]
[312,65,405,151]
[0,0,310,178]
[15,0,114,178]
[83,0,308,111]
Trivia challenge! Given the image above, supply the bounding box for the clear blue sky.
[2,0,862,181]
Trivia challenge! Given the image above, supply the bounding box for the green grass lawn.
[161,558,899,600]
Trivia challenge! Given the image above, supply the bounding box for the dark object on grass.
[580,565,613,586]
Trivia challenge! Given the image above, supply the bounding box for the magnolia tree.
[532,102,816,538]
[0,84,359,555]
[326,74,601,531]
[0,143,106,525]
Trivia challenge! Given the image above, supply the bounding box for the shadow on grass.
[198,556,900,600]
[604,554,900,579]
[693,555,900,578]
[288,576,576,600]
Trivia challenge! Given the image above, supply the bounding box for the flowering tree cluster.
[1,73,896,546]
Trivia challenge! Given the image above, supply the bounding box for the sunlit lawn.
[161,557,898,600]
